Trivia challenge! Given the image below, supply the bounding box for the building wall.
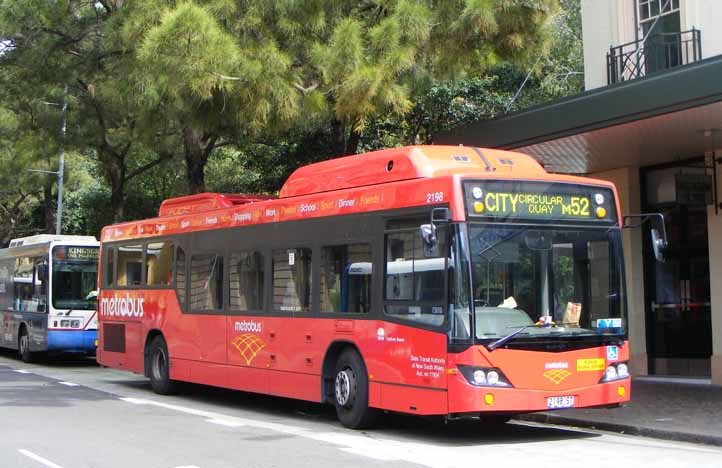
[589,166,648,376]
[581,0,636,90]
[707,153,722,385]
[582,0,722,91]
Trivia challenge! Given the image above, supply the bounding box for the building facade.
[439,0,722,384]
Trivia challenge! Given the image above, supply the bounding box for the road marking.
[58,382,79,387]
[18,449,66,468]
[14,369,31,374]
[206,418,245,428]
[120,397,722,468]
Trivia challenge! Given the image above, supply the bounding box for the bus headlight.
[599,362,630,382]
[458,365,512,388]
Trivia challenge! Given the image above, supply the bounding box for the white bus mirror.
[623,213,668,263]
[420,224,438,257]
[650,228,668,263]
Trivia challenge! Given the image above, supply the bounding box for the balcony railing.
[607,29,701,85]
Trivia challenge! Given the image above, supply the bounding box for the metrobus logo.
[100,296,145,318]
[234,320,262,333]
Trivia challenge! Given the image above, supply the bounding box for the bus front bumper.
[47,330,98,353]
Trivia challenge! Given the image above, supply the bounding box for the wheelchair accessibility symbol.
[606,346,619,362]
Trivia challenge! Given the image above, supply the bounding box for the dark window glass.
[146,241,174,286]
[190,253,223,311]
[320,244,372,313]
[105,247,115,286]
[175,247,186,308]
[52,248,97,311]
[230,251,265,311]
[272,248,312,312]
[117,244,143,286]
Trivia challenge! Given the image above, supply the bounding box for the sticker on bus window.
[288,251,295,266]
[595,318,622,329]
[606,346,619,362]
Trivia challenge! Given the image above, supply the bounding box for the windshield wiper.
[487,324,541,351]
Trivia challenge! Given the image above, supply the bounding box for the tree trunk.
[329,119,361,156]
[100,149,126,223]
[183,127,217,195]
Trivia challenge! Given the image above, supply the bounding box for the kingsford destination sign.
[464,180,617,224]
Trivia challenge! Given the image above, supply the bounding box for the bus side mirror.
[623,213,668,263]
[420,208,451,258]
[650,228,668,263]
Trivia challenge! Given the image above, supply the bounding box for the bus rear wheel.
[148,336,177,395]
[333,349,377,429]
[18,327,33,363]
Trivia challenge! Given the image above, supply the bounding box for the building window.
[230,250,265,312]
[638,0,679,23]
[189,253,224,311]
[272,248,312,312]
[320,244,372,314]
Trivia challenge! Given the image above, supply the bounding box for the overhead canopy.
[436,55,722,173]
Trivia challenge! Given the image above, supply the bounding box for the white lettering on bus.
[233,213,252,222]
[206,217,218,225]
[299,203,316,213]
[265,209,277,217]
[100,296,145,318]
[338,198,355,208]
[180,220,191,228]
[234,320,262,333]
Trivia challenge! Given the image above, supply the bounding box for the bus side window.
[175,247,187,309]
[320,244,372,314]
[146,241,174,286]
[229,250,265,312]
[117,244,143,286]
[104,246,115,287]
[190,252,224,311]
[272,248,312,313]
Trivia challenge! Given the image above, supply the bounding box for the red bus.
[97,145,631,428]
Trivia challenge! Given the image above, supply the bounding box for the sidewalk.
[517,377,722,446]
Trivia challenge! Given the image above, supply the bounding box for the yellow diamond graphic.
[231,334,266,365]
[543,369,572,385]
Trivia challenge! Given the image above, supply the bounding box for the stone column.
[590,166,647,375]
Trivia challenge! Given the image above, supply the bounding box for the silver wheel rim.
[19,333,28,355]
[335,368,353,407]
[152,348,167,381]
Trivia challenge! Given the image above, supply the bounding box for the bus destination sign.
[464,180,616,224]
[66,247,99,260]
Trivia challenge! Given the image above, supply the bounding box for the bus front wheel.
[333,349,377,429]
[18,327,33,363]
[148,336,177,395]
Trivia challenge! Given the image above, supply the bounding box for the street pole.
[56,84,67,235]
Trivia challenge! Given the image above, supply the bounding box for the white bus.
[0,235,99,362]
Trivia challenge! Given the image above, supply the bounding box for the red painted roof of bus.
[158,193,275,217]
[278,145,545,198]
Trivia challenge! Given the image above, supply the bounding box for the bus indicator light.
[472,186,483,199]
[618,386,626,397]
[596,207,607,218]
[484,393,495,406]
[473,201,484,213]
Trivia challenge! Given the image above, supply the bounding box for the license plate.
[547,396,575,409]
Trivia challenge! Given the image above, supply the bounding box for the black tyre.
[148,336,177,395]
[333,349,378,429]
[18,327,33,363]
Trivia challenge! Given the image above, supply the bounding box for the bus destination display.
[464,181,616,223]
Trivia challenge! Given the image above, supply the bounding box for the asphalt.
[518,377,722,447]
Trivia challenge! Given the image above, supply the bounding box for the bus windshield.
[468,225,627,341]
[52,246,99,310]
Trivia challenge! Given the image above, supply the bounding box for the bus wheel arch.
[144,331,178,395]
[18,323,33,363]
[323,341,378,429]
